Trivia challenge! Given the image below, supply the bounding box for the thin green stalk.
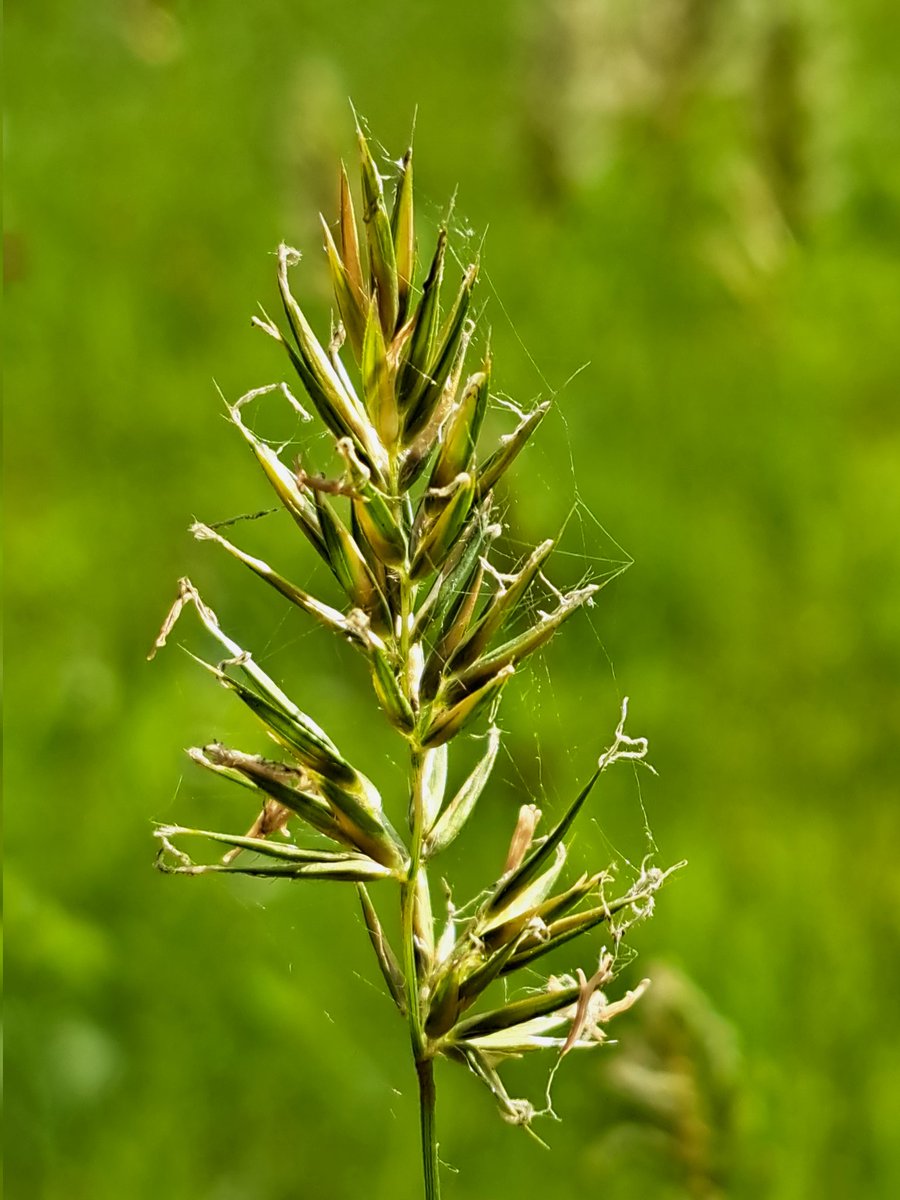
[416,1057,440,1200]
[405,770,441,1198]
[398,553,441,1199]
[401,750,425,1044]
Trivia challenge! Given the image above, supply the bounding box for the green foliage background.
[6,2,899,1196]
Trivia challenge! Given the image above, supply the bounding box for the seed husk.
[478,843,568,937]
[475,399,551,498]
[339,163,365,299]
[155,823,367,865]
[190,744,347,847]
[361,293,400,445]
[227,398,325,557]
[391,147,415,327]
[358,130,399,336]
[398,229,446,406]
[358,884,407,1013]
[337,439,407,567]
[420,559,485,698]
[369,641,416,733]
[412,497,496,639]
[191,523,363,646]
[404,263,478,440]
[447,982,582,1044]
[425,724,501,855]
[418,744,448,830]
[446,583,599,698]
[276,245,387,475]
[320,214,366,360]
[428,364,490,495]
[421,664,513,748]
[313,487,391,624]
[448,538,556,675]
[158,856,394,882]
[484,763,606,921]
[411,472,475,581]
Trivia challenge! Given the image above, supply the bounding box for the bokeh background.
[6,2,900,1197]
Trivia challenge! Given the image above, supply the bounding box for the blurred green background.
[6,2,900,1197]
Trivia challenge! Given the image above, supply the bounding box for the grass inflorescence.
[150,119,677,1199]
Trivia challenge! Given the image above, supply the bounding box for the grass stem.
[416,1056,441,1200]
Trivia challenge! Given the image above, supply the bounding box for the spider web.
[434,192,659,872]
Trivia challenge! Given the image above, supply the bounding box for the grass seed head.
[151,120,676,1185]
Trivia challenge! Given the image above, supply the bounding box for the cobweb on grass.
[436,193,658,844]
[422,192,670,1135]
